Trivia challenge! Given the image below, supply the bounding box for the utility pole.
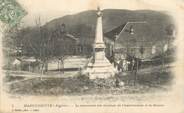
[117,21,148,86]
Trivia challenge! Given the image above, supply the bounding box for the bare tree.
[35,16,48,76]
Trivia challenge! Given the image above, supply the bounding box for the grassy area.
[5,68,173,96]
[3,75,25,82]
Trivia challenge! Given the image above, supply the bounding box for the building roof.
[65,33,78,41]
[104,23,126,41]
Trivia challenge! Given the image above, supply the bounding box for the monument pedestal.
[86,49,116,79]
[87,60,116,79]
[85,7,117,79]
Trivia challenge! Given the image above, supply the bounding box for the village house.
[11,57,40,72]
[104,22,175,71]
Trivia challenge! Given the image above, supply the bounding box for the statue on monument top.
[97,6,102,17]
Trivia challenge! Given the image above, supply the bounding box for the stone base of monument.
[81,65,124,88]
[85,57,117,80]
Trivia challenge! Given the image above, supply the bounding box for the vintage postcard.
[0,0,184,113]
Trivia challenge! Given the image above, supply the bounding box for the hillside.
[5,9,175,57]
[44,9,174,44]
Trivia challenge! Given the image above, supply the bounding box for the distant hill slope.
[9,9,174,57]
[44,9,174,45]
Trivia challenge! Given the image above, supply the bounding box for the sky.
[16,0,182,27]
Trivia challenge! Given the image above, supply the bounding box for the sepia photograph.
[0,0,184,113]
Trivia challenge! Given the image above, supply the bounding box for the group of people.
[114,55,141,72]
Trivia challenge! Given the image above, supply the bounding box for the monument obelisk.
[86,7,116,79]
